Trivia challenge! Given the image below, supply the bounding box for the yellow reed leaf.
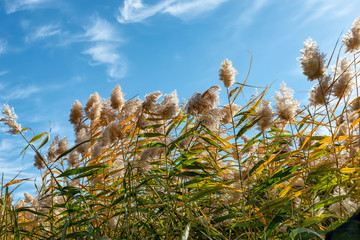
[224,135,234,141]
[2,178,30,188]
[336,136,349,141]
[278,176,300,198]
[351,118,360,129]
[254,150,281,175]
[122,123,134,133]
[293,190,305,198]
[318,136,332,145]
[318,135,348,149]
[222,184,243,192]
[340,167,356,174]
[253,207,267,225]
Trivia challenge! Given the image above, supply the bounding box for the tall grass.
[0,17,360,240]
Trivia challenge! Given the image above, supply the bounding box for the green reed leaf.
[188,186,223,202]
[289,228,325,240]
[29,132,47,144]
[58,164,108,178]
[138,132,163,138]
[37,133,49,150]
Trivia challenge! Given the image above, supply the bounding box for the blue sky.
[0,0,359,198]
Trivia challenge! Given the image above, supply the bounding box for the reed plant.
[0,16,360,240]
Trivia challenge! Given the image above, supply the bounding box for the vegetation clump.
[0,16,360,240]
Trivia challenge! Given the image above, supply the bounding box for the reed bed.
[0,17,360,240]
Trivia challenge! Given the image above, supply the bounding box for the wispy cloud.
[19,16,127,80]
[0,157,35,182]
[0,39,7,54]
[0,85,40,101]
[236,0,269,27]
[4,0,51,14]
[293,0,360,25]
[82,17,127,80]
[117,0,174,23]
[164,0,228,20]
[25,24,61,42]
[84,17,122,42]
[0,138,35,185]
[116,0,228,23]
[0,138,22,154]
[83,44,127,80]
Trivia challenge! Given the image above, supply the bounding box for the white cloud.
[0,158,35,182]
[83,44,127,80]
[116,0,228,23]
[0,39,7,54]
[84,17,122,42]
[0,138,23,154]
[293,0,360,24]
[0,139,35,185]
[1,85,40,101]
[25,24,61,42]
[4,0,50,14]
[235,0,269,27]
[82,17,127,80]
[84,44,119,64]
[164,0,227,20]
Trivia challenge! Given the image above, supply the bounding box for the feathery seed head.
[15,199,26,209]
[57,137,68,155]
[298,37,327,81]
[308,76,331,106]
[255,99,274,132]
[75,127,90,156]
[84,92,103,120]
[34,152,46,169]
[0,104,22,135]
[187,86,221,116]
[123,98,143,119]
[24,192,35,204]
[143,91,162,111]
[332,57,355,98]
[343,17,360,53]
[351,98,360,112]
[199,108,221,130]
[92,143,103,158]
[221,104,241,125]
[110,84,125,111]
[47,136,59,162]
[106,121,122,143]
[219,59,238,89]
[69,100,83,125]
[158,90,180,117]
[68,150,79,167]
[186,92,202,116]
[273,82,300,121]
[202,85,221,109]
[140,147,160,162]
[100,99,117,125]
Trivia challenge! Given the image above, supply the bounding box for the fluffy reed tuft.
[219,59,238,89]
[0,104,22,134]
[298,37,327,81]
[343,17,360,53]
